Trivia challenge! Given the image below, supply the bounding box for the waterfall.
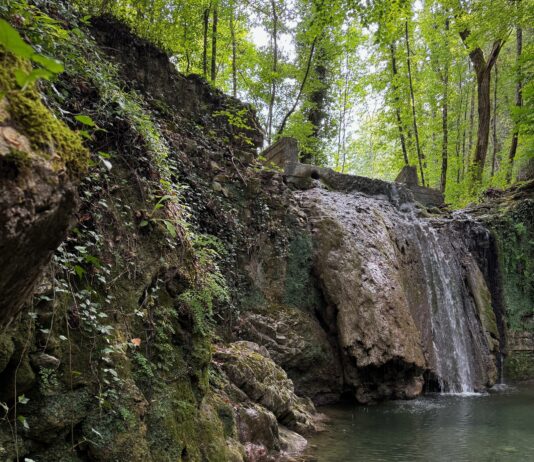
[299,185,498,401]
[414,221,477,393]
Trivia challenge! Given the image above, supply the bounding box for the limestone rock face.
[298,187,499,400]
[299,189,426,402]
[214,342,319,435]
[234,305,343,404]
[0,126,78,325]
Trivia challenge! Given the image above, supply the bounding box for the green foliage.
[0,17,63,86]
[490,201,534,331]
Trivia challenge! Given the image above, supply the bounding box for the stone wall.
[263,138,444,208]
[261,137,299,168]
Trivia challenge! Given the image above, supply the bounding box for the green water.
[306,386,534,462]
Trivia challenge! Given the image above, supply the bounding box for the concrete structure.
[261,137,299,168]
[262,137,445,208]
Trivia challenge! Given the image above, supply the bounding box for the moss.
[0,50,89,174]
[0,334,14,374]
[283,232,313,308]
[505,352,534,381]
[489,200,534,332]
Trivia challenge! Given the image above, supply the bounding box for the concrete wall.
[262,137,299,167]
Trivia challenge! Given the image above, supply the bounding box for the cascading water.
[414,222,477,393]
[299,184,498,399]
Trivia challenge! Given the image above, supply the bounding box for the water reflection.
[306,386,534,461]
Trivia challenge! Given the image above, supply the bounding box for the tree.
[405,18,426,186]
[459,27,504,181]
[508,24,523,178]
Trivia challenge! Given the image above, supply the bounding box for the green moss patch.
[0,50,88,174]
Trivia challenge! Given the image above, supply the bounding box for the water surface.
[306,386,534,462]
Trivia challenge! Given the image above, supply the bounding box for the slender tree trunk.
[339,54,350,173]
[467,74,475,173]
[202,5,210,78]
[390,42,409,165]
[440,19,450,193]
[211,2,218,83]
[460,30,503,182]
[277,37,317,135]
[267,0,278,145]
[460,74,471,182]
[183,21,191,74]
[474,67,492,178]
[405,20,425,186]
[230,3,237,98]
[508,26,523,180]
[491,63,499,177]
[455,76,464,183]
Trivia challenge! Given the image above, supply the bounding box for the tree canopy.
[54,0,534,204]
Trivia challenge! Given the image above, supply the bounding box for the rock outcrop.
[0,52,87,324]
[297,185,498,400]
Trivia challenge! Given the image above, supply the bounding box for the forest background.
[36,0,534,205]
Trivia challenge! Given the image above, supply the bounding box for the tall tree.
[390,41,410,166]
[405,19,426,186]
[508,25,523,179]
[211,1,218,83]
[440,18,450,193]
[203,3,210,78]
[266,0,278,145]
[459,28,504,181]
[491,62,498,177]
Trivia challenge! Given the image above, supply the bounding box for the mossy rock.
[505,352,534,381]
[0,334,14,373]
[0,50,88,174]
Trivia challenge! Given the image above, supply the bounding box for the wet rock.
[237,405,279,451]
[214,342,319,434]
[279,426,307,456]
[235,305,342,404]
[0,334,14,373]
[30,353,61,370]
[299,187,498,399]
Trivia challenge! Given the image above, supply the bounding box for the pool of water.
[305,385,534,462]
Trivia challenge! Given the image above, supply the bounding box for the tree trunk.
[508,26,523,180]
[474,67,492,178]
[390,42,409,166]
[211,2,218,83]
[405,20,426,186]
[440,19,450,193]
[277,37,317,136]
[267,0,278,145]
[491,62,498,177]
[230,3,237,98]
[202,5,210,78]
[339,53,350,173]
[460,29,503,182]
[467,73,475,173]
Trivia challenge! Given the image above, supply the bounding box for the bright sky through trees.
[75,0,533,206]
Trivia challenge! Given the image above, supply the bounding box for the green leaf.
[75,114,97,127]
[31,53,64,74]
[0,18,34,59]
[18,394,29,405]
[74,265,86,279]
[139,220,149,227]
[164,220,177,238]
[78,130,93,140]
[18,415,29,430]
[15,68,53,88]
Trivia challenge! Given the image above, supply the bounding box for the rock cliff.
[0,3,531,462]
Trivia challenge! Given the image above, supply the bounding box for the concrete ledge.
[284,162,446,207]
